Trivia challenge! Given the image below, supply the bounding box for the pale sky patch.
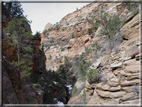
[21,3,90,34]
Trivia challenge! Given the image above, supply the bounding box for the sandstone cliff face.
[41,2,141,105]
[2,19,44,104]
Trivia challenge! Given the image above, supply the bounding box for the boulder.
[124,59,140,66]
[119,92,137,102]
[90,60,101,69]
[125,65,139,73]
[110,62,123,70]
[95,82,121,92]
[95,89,125,98]
[120,79,140,87]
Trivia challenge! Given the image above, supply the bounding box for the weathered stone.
[121,99,141,104]
[129,49,139,59]
[96,89,125,98]
[67,96,81,104]
[136,53,141,60]
[124,59,140,66]
[90,60,101,69]
[75,79,85,90]
[107,80,120,87]
[120,79,140,86]
[119,92,138,102]
[110,62,123,70]
[87,91,105,104]
[127,75,139,81]
[121,85,140,93]
[125,65,140,73]
[118,70,139,77]
[95,82,121,92]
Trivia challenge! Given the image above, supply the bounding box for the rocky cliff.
[41,2,141,105]
[2,16,45,104]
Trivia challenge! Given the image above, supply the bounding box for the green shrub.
[43,29,48,34]
[79,89,86,103]
[61,47,64,51]
[86,69,100,84]
[133,9,139,16]
[72,86,77,96]
[88,28,93,35]
[72,33,74,38]
[121,20,126,28]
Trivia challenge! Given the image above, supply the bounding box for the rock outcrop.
[41,2,140,105]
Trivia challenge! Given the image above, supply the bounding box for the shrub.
[133,9,139,16]
[86,69,100,84]
[79,89,86,103]
[121,20,126,28]
[43,29,48,34]
[61,47,64,51]
[88,28,93,35]
[79,54,91,79]
[72,86,77,96]
[72,33,74,38]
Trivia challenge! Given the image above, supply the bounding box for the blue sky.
[21,3,89,34]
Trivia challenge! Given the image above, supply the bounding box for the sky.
[21,3,90,35]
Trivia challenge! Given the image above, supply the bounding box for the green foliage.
[72,86,77,96]
[87,69,100,84]
[121,20,126,28]
[72,33,75,38]
[33,31,40,39]
[79,54,91,80]
[6,17,33,89]
[133,9,139,16]
[79,89,86,103]
[61,47,64,51]
[64,56,72,68]
[88,28,93,35]
[2,1,24,21]
[94,10,121,49]
[43,29,48,34]
[48,55,52,60]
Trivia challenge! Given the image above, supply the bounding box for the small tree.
[6,17,33,90]
[2,1,24,21]
[94,10,121,52]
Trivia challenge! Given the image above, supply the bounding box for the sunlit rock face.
[41,2,140,105]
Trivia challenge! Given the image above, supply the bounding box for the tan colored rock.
[124,59,140,66]
[117,70,139,77]
[121,85,140,93]
[95,82,121,92]
[125,65,140,73]
[121,99,141,104]
[87,91,105,104]
[75,79,85,90]
[96,89,125,98]
[107,80,120,87]
[127,75,139,81]
[110,62,123,70]
[67,96,81,104]
[119,92,137,102]
[120,14,139,40]
[43,23,53,31]
[120,79,140,87]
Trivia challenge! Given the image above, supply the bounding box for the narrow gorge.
[2,1,141,106]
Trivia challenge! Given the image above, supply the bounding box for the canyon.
[2,1,141,106]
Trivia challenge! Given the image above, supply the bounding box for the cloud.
[21,3,89,34]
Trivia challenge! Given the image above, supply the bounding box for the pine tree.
[94,10,121,51]
[2,1,24,21]
[6,17,33,90]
